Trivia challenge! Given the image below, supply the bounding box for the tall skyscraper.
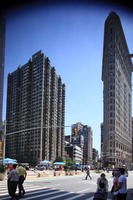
[6,50,65,164]
[71,122,84,149]
[92,148,99,162]
[102,12,133,167]
[71,122,93,165]
[82,125,93,165]
[0,15,5,130]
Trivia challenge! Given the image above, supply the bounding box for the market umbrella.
[41,160,51,165]
[3,158,17,165]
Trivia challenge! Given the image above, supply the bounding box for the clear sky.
[3,2,133,153]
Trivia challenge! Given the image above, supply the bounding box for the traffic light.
[73,127,77,137]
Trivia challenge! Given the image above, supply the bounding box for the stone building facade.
[102,12,133,167]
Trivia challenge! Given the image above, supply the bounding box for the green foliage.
[65,158,74,166]
[54,157,64,162]
[93,160,97,166]
[104,161,115,168]
[0,163,6,173]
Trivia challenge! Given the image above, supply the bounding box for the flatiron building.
[102,12,133,167]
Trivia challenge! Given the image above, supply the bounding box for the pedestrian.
[117,168,127,200]
[17,164,27,198]
[96,173,108,200]
[8,164,19,200]
[7,164,13,196]
[111,169,119,200]
[8,164,13,172]
[85,167,92,180]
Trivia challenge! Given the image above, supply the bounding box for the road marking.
[0,187,50,200]
[77,188,90,193]
[0,186,43,196]
[44,184,60,187]
[0,183,60,197]
[64,193,85,200]
[42,191,74,200]
[84,197,93,200]
[23,189,62,200]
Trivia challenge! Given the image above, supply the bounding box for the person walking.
[95,173,108,200]
[17,164,27,198]
[85,167,92,180]
[8,164,19,200]
[7,164,13,196]
[111,169,119,200]
[117,168,127,200]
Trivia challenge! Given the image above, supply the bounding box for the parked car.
[35,164,46,171]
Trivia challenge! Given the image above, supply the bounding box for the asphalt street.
[0,171,133,200]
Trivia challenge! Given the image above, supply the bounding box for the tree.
[54,157,64,162]
[65,158,75,167]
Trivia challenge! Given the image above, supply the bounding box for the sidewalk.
[2,169,102,181]
[26,169,102,180]
[26,169,86,180]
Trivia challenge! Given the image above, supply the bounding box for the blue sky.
[3,2,133,153]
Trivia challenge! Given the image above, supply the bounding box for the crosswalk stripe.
[0,189,7,192]
[0,182,113,200]
[0,184,47,193]
[23,189,63,200]
[0,192,8,196]
[24,187,52,196]
[0,186,45,194]
[64,193,85,200]
[44,184,60,187]
[0,186,112,200]
[42,191,74,200]
[0,187,49,200]
[84,197,93,200]
[78,188,90,193]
